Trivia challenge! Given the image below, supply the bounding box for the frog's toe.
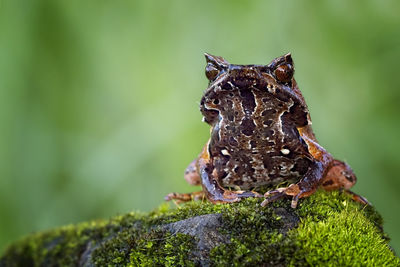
[212,194,240,204]
[261,192,286,206]
[165,192,191,203]
[165,191,205,202]
[261,184,302,207]
[290,194,301,208]
[264,187,287,196]
[344,190,371,206]
[237,191,263,198]
[165,192,179,201]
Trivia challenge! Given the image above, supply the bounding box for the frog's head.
[203,52,295,89]
[200,53,300,126]
[322,160,357,190]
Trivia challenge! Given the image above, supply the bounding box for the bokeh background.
[1,0,400,254]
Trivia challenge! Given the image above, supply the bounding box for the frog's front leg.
[261,161,327,208]
[199,162,262,203]
[166,143,262,204]
[197,143,262,203]
[262,133,333,208]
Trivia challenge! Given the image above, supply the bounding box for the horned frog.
[166,53,367,208]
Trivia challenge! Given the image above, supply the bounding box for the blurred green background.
[1,0,400,254]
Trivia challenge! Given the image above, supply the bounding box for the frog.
[166,53,368,208]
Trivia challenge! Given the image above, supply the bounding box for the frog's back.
[208,87,313,190]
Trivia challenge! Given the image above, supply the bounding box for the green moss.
[1,190,399,266]
[0,220,110,266]
[128,232,195,267]
[209,191,399,266]
[291,209,397,266]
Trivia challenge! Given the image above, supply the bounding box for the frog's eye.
[205,63,220,81]
[274,63,294,83]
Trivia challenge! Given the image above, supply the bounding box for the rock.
[162,213,228,266]
[0,190,399,266]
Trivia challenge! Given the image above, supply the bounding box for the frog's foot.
[210,190,263,204]
[237,190,263,198]
[165,191,205,204]
[165,190,261,204]
[261,184,312,208]
[320,160,370,206]
[343,190,370,206]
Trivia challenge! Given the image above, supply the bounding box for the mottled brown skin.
[166,53,367,208]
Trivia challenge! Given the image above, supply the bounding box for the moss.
[291,209,396,266]
[209,191,399,266]
[1,190,399,266]
[128,232,196,267]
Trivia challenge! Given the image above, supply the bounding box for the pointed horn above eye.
[267,52,294,68]
[204,53,229,68]
[284,53,293,64]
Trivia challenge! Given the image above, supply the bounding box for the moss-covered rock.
[0,190,399,266]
